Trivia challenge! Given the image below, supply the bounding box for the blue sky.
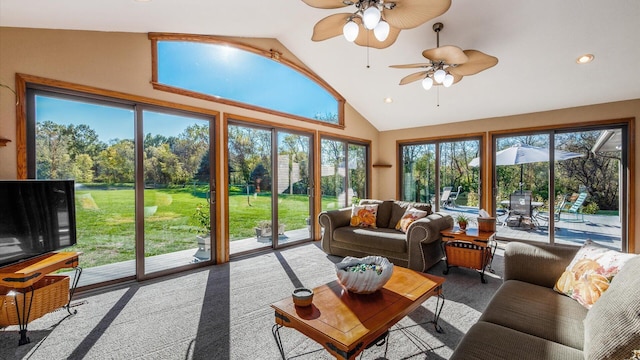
[157,41,338,121]
[35,96,206,143]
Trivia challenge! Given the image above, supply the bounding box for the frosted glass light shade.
[373,21,390,41]
[343,21,359,42]
[433,69,446,83]
[443,73,454,87]
[422,77,434,90]
[363,6,381,30]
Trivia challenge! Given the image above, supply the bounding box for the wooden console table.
[440,227,496,283]
[0,251,82,345]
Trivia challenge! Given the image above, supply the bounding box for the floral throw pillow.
[395,207,429,233]
[350,204,378,228]
[554,240,637,309]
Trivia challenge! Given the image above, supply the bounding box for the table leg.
[66,266,83,315]
[14,286,35,345]
[432,292,445,333]
[272,323,286,360]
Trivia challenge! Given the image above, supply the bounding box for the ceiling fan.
[390,22,498,89]
[302,0,451,49]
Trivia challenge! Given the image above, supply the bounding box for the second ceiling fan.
[391,22,498,89]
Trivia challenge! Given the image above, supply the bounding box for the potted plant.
[193,204,211,260]
[455,214,473,231]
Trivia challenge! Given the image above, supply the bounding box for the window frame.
[149,33,346,129]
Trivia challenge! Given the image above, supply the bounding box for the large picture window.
[150,34,344,126]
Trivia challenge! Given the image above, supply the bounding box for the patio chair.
[506,193,535,229]
[441,186,462,208]
[558,192,587,222]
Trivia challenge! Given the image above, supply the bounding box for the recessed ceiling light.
[384,97,393,103]
[576,54,594,64]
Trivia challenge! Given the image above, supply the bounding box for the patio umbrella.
[468,144,584,190]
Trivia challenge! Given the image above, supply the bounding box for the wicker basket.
[445,242,491,270]
[477,217,496,232]
[0,275,69,327]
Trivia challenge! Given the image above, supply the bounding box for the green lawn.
[69,186,319,268]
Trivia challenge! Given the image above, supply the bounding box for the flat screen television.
[0,180,77,268]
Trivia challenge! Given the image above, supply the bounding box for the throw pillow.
[553,240,637,309]
[395,207,429,233]
[350,204,378,228]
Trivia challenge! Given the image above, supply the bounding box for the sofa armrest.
[318,207,352,254]
[504,242,579,288]
[406,212,453,271]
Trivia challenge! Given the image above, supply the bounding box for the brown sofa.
[317,199,453,272]
[451,242,640,360]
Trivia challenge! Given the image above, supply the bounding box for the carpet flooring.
[0,242,504,360]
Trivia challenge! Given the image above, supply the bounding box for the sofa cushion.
[349,204,378,228]
[395,207,429,233]
[554,240,637,309]
[387,201,432,229]
[583,255,640,360]
[450,321,584,360]
[479,280,587,350]
[359,199,393,229]
[333,226,407,254]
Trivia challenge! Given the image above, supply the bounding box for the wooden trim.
[15,74,27,179]
[313,131,322,241]
[0,138,10,147]
[626,118,635,253]
[220,116,231,263]
[223,112,317,136]
[317,131,372,146]
[372,164,392,168]
[148,33,346,129]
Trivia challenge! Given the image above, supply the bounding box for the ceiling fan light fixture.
[443,73,454,87]
[362,6,381,30]
[373,20,390,41]
[433,69,446,83]
[422,77,434,90]
[343,20,359,42]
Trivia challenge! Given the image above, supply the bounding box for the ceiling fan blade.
[301,0,350,9]
[311,13,352,41]
[422,45,468,64]
[389,63,432,69]
[399,71,428,85]
[384,0,452,29]
[353,25,401,49]
[448,50,499,76]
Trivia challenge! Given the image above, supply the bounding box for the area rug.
[0,242,504,359]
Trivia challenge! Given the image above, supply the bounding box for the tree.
[145,144,190,185]
[36,121,71,179]
[173,124,209,180]
[96,139,135,184]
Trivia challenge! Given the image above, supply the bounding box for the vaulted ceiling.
[1,1,639,131]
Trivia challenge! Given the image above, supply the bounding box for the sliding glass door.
[320,137,370,211]
[493,126,627,251]
[142,109,212,275]
[227,122,313,255]
[277,131,313,244]
[28,89,217,287]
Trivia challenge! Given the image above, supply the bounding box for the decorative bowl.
[335,256,394,294]
[292,287,314,307]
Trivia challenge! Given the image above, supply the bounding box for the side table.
[440,227,496,283]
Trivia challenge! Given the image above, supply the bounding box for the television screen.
[0,180,77,268]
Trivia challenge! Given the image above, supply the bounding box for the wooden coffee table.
[270,266,445,360]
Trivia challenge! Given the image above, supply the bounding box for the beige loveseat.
[318,199,453,272]
[451,242,640,360]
